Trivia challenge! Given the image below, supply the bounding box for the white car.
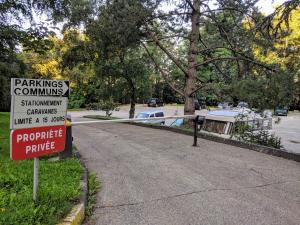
[136,110,165,125]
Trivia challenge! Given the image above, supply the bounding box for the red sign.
[11,125,66,160]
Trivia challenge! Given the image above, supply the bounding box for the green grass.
[0,112,83,225]
[86,172,100,218]
[67,108,87,112]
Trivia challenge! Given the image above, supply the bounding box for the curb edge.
[57,155,88,225]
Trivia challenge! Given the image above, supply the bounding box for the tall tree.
[74,0,280,115]
[141,0,274,115]
[0,0,56,110]
[57,0,300,115]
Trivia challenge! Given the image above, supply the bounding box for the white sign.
[11,78,69,97]
[10,96,68,129]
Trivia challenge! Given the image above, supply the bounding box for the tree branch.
[189,82,217,95]
[141,42,184,96]
[146,29,189,77]
[144,34,188,42]
[201,7,257,22]
[197,37,231,80]
[149,11,191,21]
[186,0,196,12]
[259,0,300,37]
[196,56,276,72]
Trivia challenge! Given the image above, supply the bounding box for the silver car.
[136,110,165,125]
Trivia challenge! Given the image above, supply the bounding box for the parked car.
[147,98,164,107]
[275,106,289,116]
[237,101,249,108]
[194,99,200,110]
[217,102,232,109]
[136,110,165,125]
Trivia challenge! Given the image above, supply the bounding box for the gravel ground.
[272,112,300,153]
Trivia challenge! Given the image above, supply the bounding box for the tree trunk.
[123,75,136,119]
[184,78,196,115]
[119,53,137,119]
[145,0,201,116]
[185,0,201,115]
[129,102,135,118]
[128,79,136,118]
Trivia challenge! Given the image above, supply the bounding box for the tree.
[81,3,153,118]
[60,25,152,117]
[0,0,52,110]
[73,0,281,115]
[53,0,300,116]
[0,0,78,110]
[251,7,300,110]
[261,0,300,38]
[21,30,97,109]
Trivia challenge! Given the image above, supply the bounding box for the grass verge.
[86,172,100,218]
[0,112,83,225]
[67,108,87,112]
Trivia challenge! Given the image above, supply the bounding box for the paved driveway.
[73,123,300,225]
[272,112,300,153]
[70,105,300,153]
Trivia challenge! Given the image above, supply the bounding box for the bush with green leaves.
[68,88,86,109]
[86,97,119,117]
[86,173,100,217]
[231,115,282,149]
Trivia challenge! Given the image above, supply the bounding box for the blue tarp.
[171,118,184,127]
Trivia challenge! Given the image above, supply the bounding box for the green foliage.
[161,83,184,104]
[86,172,100,217]
[68,87,86,109]
[0,60,25,111]
[2,0,299,115]
[0,112,83,225]
[226,78,266,109]
[222,69,297,110]
[86,97,120,117]
[231,115,282,149]
[0,0,73,111]
[86,0,152,51]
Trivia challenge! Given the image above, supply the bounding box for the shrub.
[86,97,119,117]
[68,88,86,109]
[231,115,282,149]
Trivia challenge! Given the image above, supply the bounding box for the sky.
[161,0,288,14]
[256,0,287,14]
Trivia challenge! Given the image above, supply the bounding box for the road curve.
[73,123,300,225]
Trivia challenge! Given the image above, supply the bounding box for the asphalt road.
[73,122,300,225]
[272,112,300,153]
[70,105,300,153]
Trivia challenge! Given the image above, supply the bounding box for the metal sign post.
[33,157,39,201]
[10,78,69,202]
